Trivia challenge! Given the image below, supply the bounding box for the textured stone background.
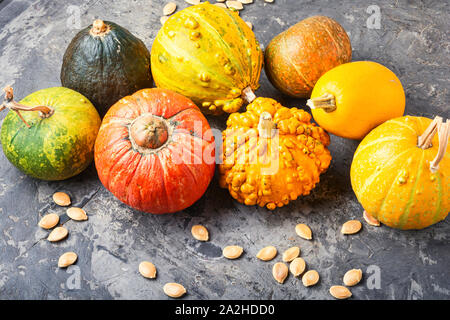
[0,0,449,300]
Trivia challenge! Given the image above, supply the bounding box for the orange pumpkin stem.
[417,116,450,172]
[258,112,276,139]
[306,93,336,113]
[1,86,54,128]
[241,86,256,104]
[90,19,110,36]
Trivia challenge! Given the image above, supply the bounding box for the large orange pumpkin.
[264,16,352,98]
[94,88,216,214]
[351,116,449,230]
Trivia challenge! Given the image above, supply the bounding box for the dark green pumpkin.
[61,20,152,116]
[0,87,101,181]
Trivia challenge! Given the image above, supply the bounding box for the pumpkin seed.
[67,207,88,221]
[341,220,362,235]
[53,192,71,206]
[343,269,362,286]
[282,246,300,262]
[215,3,227,8]
[238,0,253,4]
[185,0,201,5]
[139,261,157,279]
[226,1,244,10]
[223,245,243,259]
[302,270,319,287]
[245,21,253,30]
[329,285,352,299]
[38,213,59,229]
[163,2,177,16]
[58,252,77,268]
[256,246,277,261]
[160,16,169,25]
[163,283,186,298]
[264,0,274,2]
[295,223,312,240]
[216,0,226,2]
[191,224,209,241]
[47,227,68,242]
[289,257,306,277]
[363,211,381,226]
[272,262,288,284]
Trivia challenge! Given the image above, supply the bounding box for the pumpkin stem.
[241,86,256,104]
[429,118,449,173]
[90,19,110,36]
[258,112,276,139]
[1,86,54,128]
[306,93,337,113]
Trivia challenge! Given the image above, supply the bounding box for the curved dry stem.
[306,93,337,113]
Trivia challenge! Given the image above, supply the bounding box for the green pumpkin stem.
[306,93,337,113]
[1,86,54,128]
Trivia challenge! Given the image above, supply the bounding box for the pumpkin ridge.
[377,153,415,224]
[188,10,247,85]
[124,154,142,206]
[217,8,254,85]
[167,143,201,187]
[389,119,417,135]
[431,173,443,224]
[282,34,314,91]
[353,136,409,159]
[398,151,425,229]
[316,19,343,63]
[357,147,413,200]
[104,146,133,189]
[157,153,177,212]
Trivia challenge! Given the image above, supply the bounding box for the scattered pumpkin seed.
[329,285,352,299]
[223,245,243,259]
[256,246,277,261]
[295,223,312,240]
[67,207,88,221]
[226,0,244,10]
[47,227,68,242]
[289,257,306,277]
[264,0,274,2]
[363,211,381,226]
[163,283,186,298]
[215,3,227,8]
[38,213,59,229]
[302,270,319,287]
[139,261,157,279]
[245,21,253,30]
[272,262,288,284]
[160,16,169,25]
[216,0,226,2]
[191,224,209,241]
[163,2,177,16]
[58,252,77,268]
[53,192,71,206]
[343,269,362,286]
[238,0,253,4]
[341,220,362,235]
[185,0,201,5]
[282,246,300,262]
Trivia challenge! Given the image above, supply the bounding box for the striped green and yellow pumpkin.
[1,87,101,180]
[151,2,263,115]
[350,116,449,230]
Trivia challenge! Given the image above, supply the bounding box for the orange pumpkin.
[351,116,449,230]
[219,97,332,210]
[264,16,352,98]
[94,88,215,214]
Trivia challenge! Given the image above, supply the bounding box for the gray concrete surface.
[0,0,449,300]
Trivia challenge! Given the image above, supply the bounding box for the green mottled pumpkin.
[151,2,263,115]
[0,87,101,180]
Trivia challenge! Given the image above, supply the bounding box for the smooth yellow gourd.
[307,61,405,140]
